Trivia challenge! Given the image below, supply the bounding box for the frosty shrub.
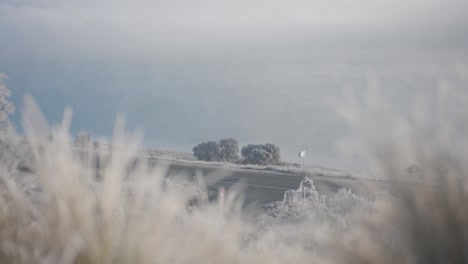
[256,177,397,258]
[192,140,220,161]
[325,67,468,264]
[0,96,260,263]
[192,138,240,162]
[218,138,240,162]
[241,144,280,165]
[0,73,15,134]
[0,73,29,174]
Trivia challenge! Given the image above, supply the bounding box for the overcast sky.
[1,0,468,169]
[1,0,468,61]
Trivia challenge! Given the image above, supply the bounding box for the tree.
[0,73,15,134]
[218,137,240,162]
[192,141,220,161]
[241,143,281,165]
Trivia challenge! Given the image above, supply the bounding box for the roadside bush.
[241,143,281,165]
[218,137,240,162]
[192,141,220,161]
[192,138,240,162]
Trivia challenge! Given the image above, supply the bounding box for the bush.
[192,138,240,162]
[192,141,220,161]
[241,143,281,165]
[218,137,240,162]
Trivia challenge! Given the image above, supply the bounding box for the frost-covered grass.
[1,72,468,264]
[0,131,395,264]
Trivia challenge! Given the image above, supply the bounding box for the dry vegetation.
[1,71,467,263]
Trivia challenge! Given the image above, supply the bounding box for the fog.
[1,0,467,169]
[1,0,468,59]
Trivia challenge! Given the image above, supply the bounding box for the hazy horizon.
[1,0,468,170]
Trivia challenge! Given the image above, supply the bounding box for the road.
[149,159,387,208]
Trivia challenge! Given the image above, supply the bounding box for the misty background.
[1,0,467,169]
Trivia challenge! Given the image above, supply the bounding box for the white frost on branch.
[0,73,15,134]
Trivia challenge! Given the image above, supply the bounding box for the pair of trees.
[192,138,240,162]
[193,138,281,165]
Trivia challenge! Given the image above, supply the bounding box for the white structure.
[299,151,306,174]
